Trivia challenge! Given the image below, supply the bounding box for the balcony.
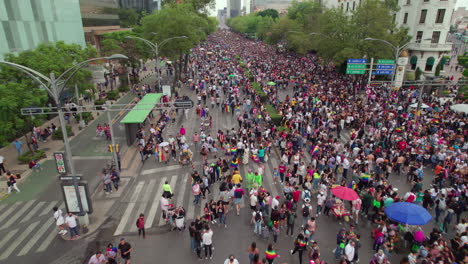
[408,43,452,51]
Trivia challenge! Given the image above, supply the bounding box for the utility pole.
[106,103,120,171]
[75,84,85,129]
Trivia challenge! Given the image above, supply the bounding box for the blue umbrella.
[385,202,432,225]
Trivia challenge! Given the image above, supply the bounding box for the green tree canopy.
[100,30,151,67]
[118,8,140,28]
[257,9,279,19]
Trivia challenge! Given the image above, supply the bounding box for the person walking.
[13,139,23,157]
[6,172,20,194]
[334,228,347,259]
[192,181,201,205]
[136,213,145,238]
[264,244,280,264]
[344,240,356,264]
[247,242,259,264]
[105,243,118,264]
[162,180,173,199]
[252,209,263,235]
[202,225,214,259]
[286,209,296,237]
[88,251,107,264]
[301,198,312,227]
[290,233,308,264]
[53,206,67,236]
[233,184,245,215]
[65,212,80,240]
[118,238,132,264]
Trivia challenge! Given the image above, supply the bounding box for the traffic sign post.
[346,69,366,74]
[373,70,394,75]
[346,58,367,75]
[377,59,395,64]
[347,59,367,64]
[376,65,394,70]
[54,152,67,175]
[347,64,366,69]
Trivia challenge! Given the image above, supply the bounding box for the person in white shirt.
[202,227,214,259]
[316,192,326,216]
[88,251,106,264]
[345,241,355,262]
[65,212,80,239]
[53,206,67,235]
[224,255,239,264]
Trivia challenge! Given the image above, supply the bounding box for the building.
[0,0,85,59]
[394,0,455,76]
[252,0,292,14]
[451,7,468,33]
[227,0,242,18]
[80,0,120,27]
[118,0,158,13]
[321,0,455,76]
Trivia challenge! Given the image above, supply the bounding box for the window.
[410,56,418,70]
[406,0,411,4]
[435,9,445,23]
[419,9,427,23]
[425,57,435,71]
[416,31,423,43]
[431,31,441,43]
[403,13,408,24]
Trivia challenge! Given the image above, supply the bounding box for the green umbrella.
[228,74,237,78]
[222,57,229,61]
[267,81,276,86]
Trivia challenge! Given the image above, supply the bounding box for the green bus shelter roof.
[121,93,163,124]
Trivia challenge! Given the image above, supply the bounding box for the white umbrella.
[409,103,429,109]
[450,104,468,113]
[199,48,205,51]
[159,142,169,147]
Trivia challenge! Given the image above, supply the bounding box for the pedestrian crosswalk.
[0,199,65,260]
[113,156,286,236]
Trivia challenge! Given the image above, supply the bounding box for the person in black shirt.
[118,238,132,264]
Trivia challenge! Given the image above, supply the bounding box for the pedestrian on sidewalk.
[65,212,80,240]
[192,181,201,205]
[252,209,263,235]
[111,169,120,191]
[290,233,308,264]
[265,244,280,264]
[247,242,259,264]
[53,206,67,236]
[202,225,214,259]
[5,172,20,193]
[105,243,118,264]
[0,155,6,175]
[224,254,240,264]
[118,238,132,264]
[87,251,106,264]
[233,184,245,215]
[136,213,145,238]
[102,170,112,194]
[162,180,173,199]
[13,139,23,157]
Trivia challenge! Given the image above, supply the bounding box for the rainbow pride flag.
[225,105,231,113]
[361,173,370,182]
[230,147,237,155]
[311,145,319,155]
[265,250,277,259]
[230,158,239,168]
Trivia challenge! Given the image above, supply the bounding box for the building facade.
[80,0,120,27]
[227,0,242,18]
[395,0,454,76]
[0,0,85,59]
[118,0,157,13]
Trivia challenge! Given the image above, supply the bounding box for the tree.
[266,17,301,45]
[257,9,279,19]
[287,0,323,32]
[101,30,151,67]
[118,8,140,28]
[0,42,97,147]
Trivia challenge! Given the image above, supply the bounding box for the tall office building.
[227,0,242,18]
[0,0,85,59]
[118,0,157,13]
[80,0,120,27]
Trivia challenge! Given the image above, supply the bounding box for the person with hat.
[301,198,312,227]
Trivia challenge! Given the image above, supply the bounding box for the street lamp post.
[363,38,431,86]
[0,54,127,217]
[125,35,188,92]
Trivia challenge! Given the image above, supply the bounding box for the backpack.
[234,190,242,198]
[437,199,446,210]
[302,205,310,217]
[254,212,262,222]
[303,190,311,200]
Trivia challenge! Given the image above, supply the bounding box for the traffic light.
[108,144,113,152]
[115,144,119,153]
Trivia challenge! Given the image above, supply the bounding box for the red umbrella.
[331,186,359,201]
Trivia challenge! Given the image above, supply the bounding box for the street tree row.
[227,0,410,68]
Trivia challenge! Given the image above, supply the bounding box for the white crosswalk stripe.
[20,201,47,223]
[129,179,156,233]
[0,200,36,231]
[144,177,167,229]
[114,181,145,236]
[0,202,23,224]
[39,201,64,217]
[0,220,40,260]
[18,219,54,256]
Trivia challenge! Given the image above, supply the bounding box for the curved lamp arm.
[364,38,397,51]
[159,36,188,49]
[0,61,52,95]
[125,36,158,51]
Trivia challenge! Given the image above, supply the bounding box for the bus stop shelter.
[121,93,163,146]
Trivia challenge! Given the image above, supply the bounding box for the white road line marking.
[17,219,54,256]
[0,228,19,251]
[158,175,178,226]
[35,221,59,253]
[20,201,47,223]
[0,221,40,260]
[39,201,63,217]
[144,177,167,229]
[0,200,36,230]
[0,204,7,213]
[175,173,189,205]
[113,181,145,236]
[0,202,23,225]
[129,179,156,232]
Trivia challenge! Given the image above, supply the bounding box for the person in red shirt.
[179,125,186,136]
[292,186,301,206]
[136,213,145,238]
[278,163,287,183]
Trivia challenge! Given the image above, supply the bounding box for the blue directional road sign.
[376,65,394,70]
[373,70,393,75]
[347,59,367,64]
